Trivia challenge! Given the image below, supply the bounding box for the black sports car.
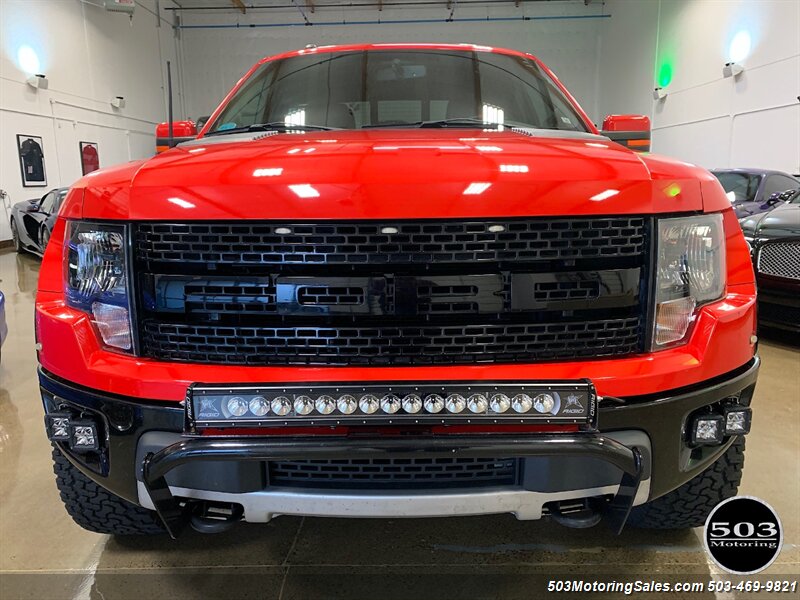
[9,187,68,256]
[740,189,800,332]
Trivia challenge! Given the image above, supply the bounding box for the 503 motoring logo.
[703,496,783,574]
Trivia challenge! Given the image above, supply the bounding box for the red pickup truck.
[36,44,758,538]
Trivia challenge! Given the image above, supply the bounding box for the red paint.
[156,120,197,139]
[601,115,651,132]
[37,44,757,415]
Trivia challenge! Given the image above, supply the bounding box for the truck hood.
[78,129,708,220]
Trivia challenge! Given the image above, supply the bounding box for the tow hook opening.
[188,500,244,534]
[545,496,610,529]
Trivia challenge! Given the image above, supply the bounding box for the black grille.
[757,241,800,280]
[758,300,800,329]
[134,218,649,366]
[141,317,642,365]
[268,457,518,489]
[135,218,646,266]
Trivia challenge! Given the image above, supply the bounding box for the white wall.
[0,0,185,241]
[598,0,800,174]
[177,1,610,123]
[2,0,797,246]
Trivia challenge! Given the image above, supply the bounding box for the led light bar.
[187,381,597,430]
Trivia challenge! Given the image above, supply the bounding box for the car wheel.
[10,219,22,253]
[52,445,165,536]
[628,437,745,529]
[40,225,51,251]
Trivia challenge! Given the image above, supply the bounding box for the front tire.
[40,225,50,252]
[10,219,22,253]
[628,437,745,529]
[52,446,165,536]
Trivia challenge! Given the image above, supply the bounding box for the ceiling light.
[26,74,48,90]
[722,62,744,78]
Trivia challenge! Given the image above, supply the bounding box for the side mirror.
[155,120,197,154]
[195,115,211,131]
[601,114,651,152]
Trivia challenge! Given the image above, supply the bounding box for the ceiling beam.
[231,0,246,13]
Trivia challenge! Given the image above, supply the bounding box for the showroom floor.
[0,249,797,599]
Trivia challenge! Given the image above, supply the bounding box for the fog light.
[424,394,444,413]
[490,393,510,413]
[45,413,72,442]
[294,395,314,415]
[271,396,291,416]
[691,414,724,445]
[512,393,532,413]
[402,394,422,414]
[723,406,752,435]
[69,420,99,452]
[226,397,248,417]
[249,396,270,417]
[337,394,357,415]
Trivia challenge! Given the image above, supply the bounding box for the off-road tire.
[52,446,165,535]
[628,437,745,529]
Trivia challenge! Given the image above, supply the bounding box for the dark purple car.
[711,168,799,219]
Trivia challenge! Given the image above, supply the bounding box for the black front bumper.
[39,357,759,536]
[143,435,643,538]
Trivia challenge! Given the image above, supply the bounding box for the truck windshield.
[207,49,589,134]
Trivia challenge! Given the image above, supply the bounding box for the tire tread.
[629,437,745,529]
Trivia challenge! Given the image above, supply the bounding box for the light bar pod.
[187,381,597,430]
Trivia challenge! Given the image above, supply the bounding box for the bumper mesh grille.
[135,218,646,266]
[268,457,518,489]
[757,241,800,280]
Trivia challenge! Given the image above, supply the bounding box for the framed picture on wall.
[80,141,100,175]
[17,134,47,187]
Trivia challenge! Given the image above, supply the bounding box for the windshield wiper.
[206,122,337,136]
[362,117,508,130]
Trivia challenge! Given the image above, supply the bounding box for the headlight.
[652,214,725,349]
[64,221,133,352]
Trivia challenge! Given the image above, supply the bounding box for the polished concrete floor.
[0,248,798,599]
